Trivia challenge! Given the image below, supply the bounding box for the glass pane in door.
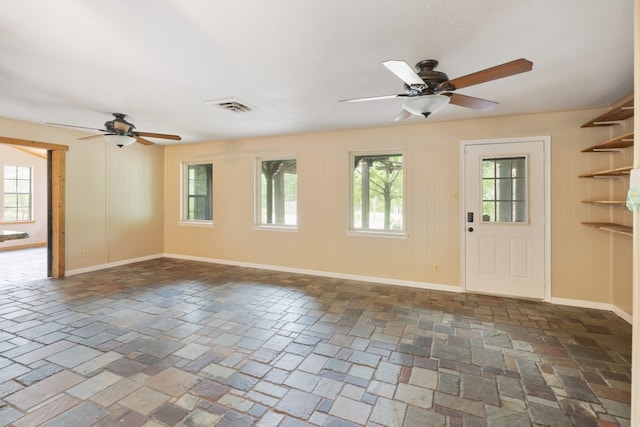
[481,156,527,223]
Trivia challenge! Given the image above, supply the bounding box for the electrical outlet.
[448,192,458,201]
[433,264,440,272]
[82,249,88,257]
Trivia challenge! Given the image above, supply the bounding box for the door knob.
[468,227,474,232]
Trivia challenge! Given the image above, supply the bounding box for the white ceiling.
[0,0,633,144]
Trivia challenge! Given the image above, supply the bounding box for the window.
[482,156,527,223]
[182,163,213,223]
[351,152,404,232]
[3,165,32,222]
[256,157,297,227]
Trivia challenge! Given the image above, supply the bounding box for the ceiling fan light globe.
[403,95,450,117]
[104,134,136,147]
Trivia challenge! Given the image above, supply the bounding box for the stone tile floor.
[0,253,632,426]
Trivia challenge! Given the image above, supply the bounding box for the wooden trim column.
[50,149,65,278]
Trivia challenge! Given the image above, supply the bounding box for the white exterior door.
[462,138,548,300]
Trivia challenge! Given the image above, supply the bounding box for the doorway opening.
[0,145,48,285]
[0,137,67,282]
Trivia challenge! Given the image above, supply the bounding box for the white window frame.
[2,165,33,222]
[348,150,407,237]
[180,161,214,227]
[254,155,298,231]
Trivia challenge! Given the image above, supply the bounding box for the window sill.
[179,220,214,228]
[0,220,35,225]
[253,225,298,232]
[346,230,408,239]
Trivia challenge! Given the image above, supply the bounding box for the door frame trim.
[459,136,551,301]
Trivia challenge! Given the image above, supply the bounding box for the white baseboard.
[65,253,164,276]
[66,253,633,325]
[611,305,633,324]
[552,297,632,324]
[164,253,462,294]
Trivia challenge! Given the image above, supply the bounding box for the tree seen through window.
[352,154,403,231]
[259,159,297,226]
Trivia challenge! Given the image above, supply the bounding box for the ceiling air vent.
[206,98,255,113]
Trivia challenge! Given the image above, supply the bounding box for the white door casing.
[461,137,550,300]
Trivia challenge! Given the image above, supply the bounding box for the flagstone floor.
[0,252,632,426]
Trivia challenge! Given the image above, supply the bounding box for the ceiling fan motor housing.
[105,113,135,135]
[406,60,452,94]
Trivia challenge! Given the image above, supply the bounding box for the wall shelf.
[579,166,632,178]
[581,200,627,206]
[581,98,634,127]
[581,222,632,237]
[579,95,633,236]
[581,132,633,152]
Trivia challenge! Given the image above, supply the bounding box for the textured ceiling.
[0,0,633,144]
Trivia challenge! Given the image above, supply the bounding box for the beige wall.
[65,138,165,269]
[164,107,634,315]
[0,145,47,249]
[0,117,165,271]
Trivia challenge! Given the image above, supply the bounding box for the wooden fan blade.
[339,94,408,103]
[394,109,412,121]
[136,131,181,141]
[383,60,425,86]
[135,137,155,146]
[46,122,106,132]
[445,93,498,111]
[441,58,533,91]
[78,134,107,141]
